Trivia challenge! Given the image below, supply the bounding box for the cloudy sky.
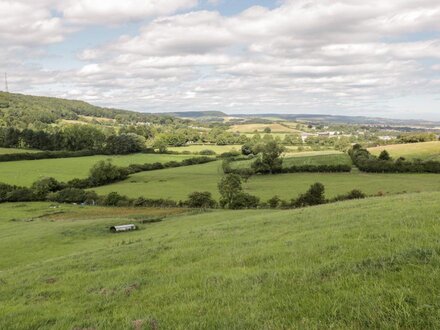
[1,0,440,119]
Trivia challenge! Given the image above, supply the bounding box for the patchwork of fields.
[229,123,299,133]
[92,159,440,200]
[0,153,193,186]
[1,193,440,328]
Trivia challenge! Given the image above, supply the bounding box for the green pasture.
[0,153,193,186]
[231,152,352,169]
[92,160,440,201]
[369,141,440,160]
[1,193,440,328]
[168,144,242,154]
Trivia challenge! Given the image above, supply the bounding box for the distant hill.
[167,111,227,118]
[0,92,179,127]
[236,113,440,127]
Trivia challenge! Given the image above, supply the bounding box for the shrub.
[241,143,253,156]
[0,183,18,201]
[267,195,281,208]
[293,182,326,208]
[186,191,217,209]
[6,188,37,202]
[219,151,241,158]
[199,149,216,155]
[229,192,260,209]
[31,177,64,198]
[48,188,97,204]
[132,196,178,208]
[378,150,391,161]
[88,160,129,186]
[330,189,367,202]
[103,192,128,206]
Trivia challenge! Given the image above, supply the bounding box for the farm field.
[168,144,243,154]
[92,160,440,201]
[1,193,440,328]
[0,147,40,154]
[0,153,193,186]
[369,141,440,160]
[231,152,352,169]
[229,123,299,133]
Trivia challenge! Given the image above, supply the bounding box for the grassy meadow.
[168,144,243,154]
[231,152,352,169]
[369,141,440,160]
[0,153,193,186]
[1,193,440,328]
[92,159,440,201]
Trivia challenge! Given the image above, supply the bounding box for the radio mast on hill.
[4,73,8,92]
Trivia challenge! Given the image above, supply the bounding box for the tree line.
[349,144,440,173]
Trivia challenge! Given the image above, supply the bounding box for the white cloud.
[3,0,440,118]
[0,1,64,46]
[59,0,198,25]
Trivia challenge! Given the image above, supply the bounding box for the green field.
[0,154,193,186]
[168,144,243,154]
[2,193,440,328]
[369,141,440,160]
[92,160,440,201]
[231,152,352,169]
[0,147,39,154]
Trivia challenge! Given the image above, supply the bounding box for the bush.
[0,150,98,162]
[105,133,146,154]
[5,188,37,202]
[330,189,367,202]
[219,151,241,158]
[0,183,18,201]
[186,191,217,209]
[31,177,64,198]
[48,188,98,204]
[199,149,216,155]
[103,192,128,206]
[293,182,326,208]
[378,150,391,161]
[267,195,281,208]
[132,196,178,208]
[88,160,129,186]
[229,192,260,209]
[241,144,253,156]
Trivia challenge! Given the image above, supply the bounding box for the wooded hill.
[0,92,185,128]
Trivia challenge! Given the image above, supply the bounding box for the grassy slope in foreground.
[1,193,440,328]
[92,160,440,200]
[369,141,440,160]
[0,153,193,186]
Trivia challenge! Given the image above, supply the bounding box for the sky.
[1,0,440,120]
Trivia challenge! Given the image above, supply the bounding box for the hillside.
[0,92,179,127]
[1,193,440,328]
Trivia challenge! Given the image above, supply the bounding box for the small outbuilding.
[110,224,137,233]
